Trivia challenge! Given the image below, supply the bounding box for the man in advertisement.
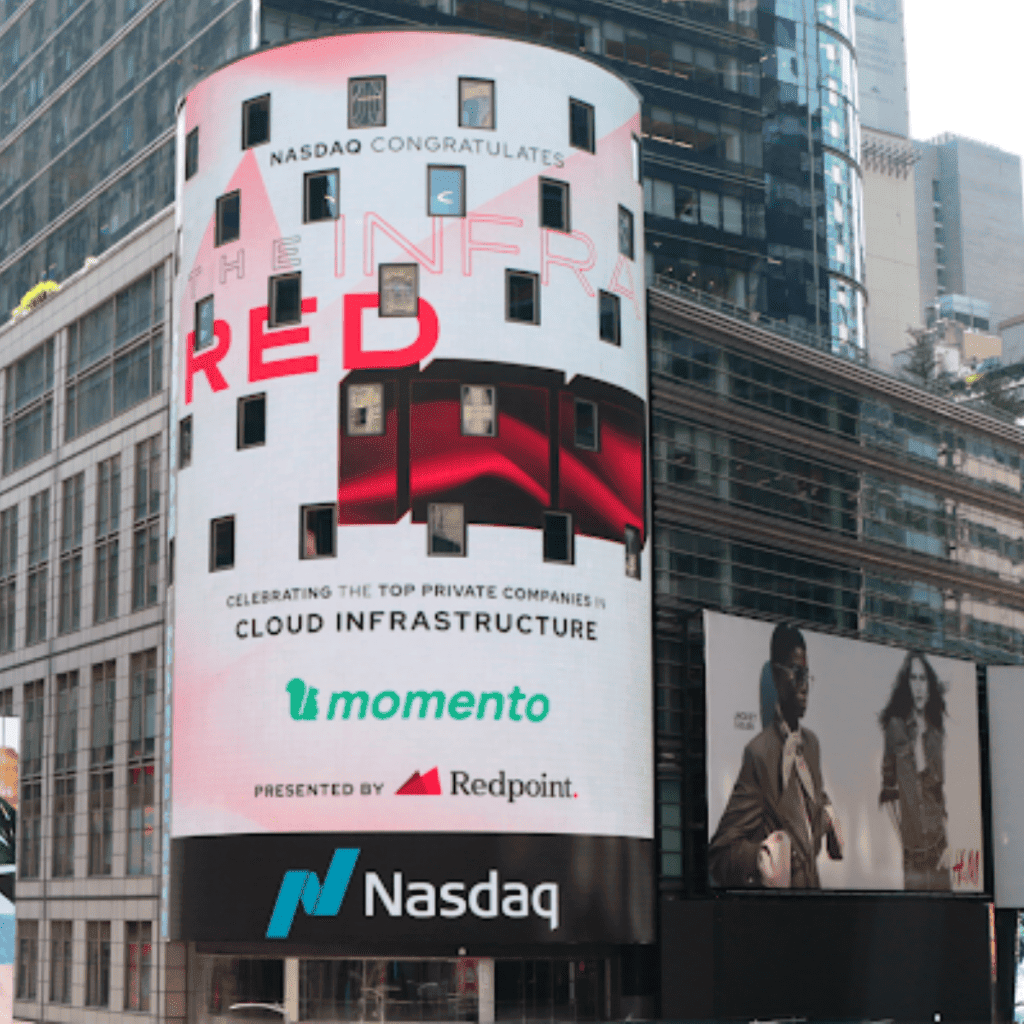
[708,623,843,888]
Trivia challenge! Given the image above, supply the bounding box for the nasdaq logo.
[265,848,360,939]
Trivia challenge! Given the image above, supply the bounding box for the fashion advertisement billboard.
[986,666,1024,907]
[705,611,983,892]
[169,32,651,943]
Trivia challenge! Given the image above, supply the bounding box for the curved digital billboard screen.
[170,30,652,945]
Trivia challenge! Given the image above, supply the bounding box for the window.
[0,688,10,716]
[127,761,155,875]
[543,511,574,564]
[124,921,152,1011]
[659,777,682,876]
[49,920,72,1003]
[569,98,595,152]
[58,472,83,634]
[91,660,115,766]
[346,383,384,437]
[625,525,641,579]
[54,670,78,773]
[459,77,494,128]
[304,169,339,222]
[15,919,37,1000]
[25,489,48,646]
[269,272,301,327]
[0,505,16,653]
[427,503,465,557]
[194,295,214,352]
[89,660,115,877]
[129,650,157,761]
[348,76,385,127]
[599,291,621,345]
[89,770,113,876]
[127,765,155,875]
[20,681,42,879]
[461,385,496,437]
[632,133,641,182]
[540,178,570,232]
[3,337,53,474]
[301,505,336,559]
[242,93,270,148]
[574,399,599,451]
[427,165,466,217]
[94,455,120,623]
[185,127,199,179]
[86,921,110,1006]
[132,437,160,610]
[379,264,418,317]
[128,649,156,877]
[52,671,77,878]
[66,268,164,440]
[506,271,539,324]
[216,190,240,246]
[238,394,266,449]
[211,516,235,571]
[618,205,634,259]
[179,416,193,468]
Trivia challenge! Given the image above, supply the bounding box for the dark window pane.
[507,272,538,323]
[305,171,338,221]
[216,192,239,246]
[599,291,620,344]
[303,506,335,558]
[544,512,573,563]
[540,179,568,231]
[575,399,598,450]
[270,274,300,326]
[185,128,199,180]
[211,518,234,570]
[239,396,266,448]
[243,95,270,148]
[570,99,594,151]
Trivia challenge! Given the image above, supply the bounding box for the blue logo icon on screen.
[428,167,465,217]
[265,848,360,938]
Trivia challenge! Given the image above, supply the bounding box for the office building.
[0,0,253,324]
[0,0,866,357]
[854,0,910,138]
[0,14,1019,1024]
[860,126,920,368]
[915,133,1024,330]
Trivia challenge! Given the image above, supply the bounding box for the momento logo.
[266,848,560,938]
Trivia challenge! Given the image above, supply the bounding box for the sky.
[903,1,1024,158]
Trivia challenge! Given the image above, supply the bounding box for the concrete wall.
[862,129,921,369]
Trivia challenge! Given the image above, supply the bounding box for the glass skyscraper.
[0,0,251,320]
[258,0,865,353]
[0,0,865,355]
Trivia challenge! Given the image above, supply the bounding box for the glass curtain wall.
[0,0,252,318]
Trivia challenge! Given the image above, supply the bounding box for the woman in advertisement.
[878,651,951,891]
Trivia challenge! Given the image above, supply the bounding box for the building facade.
[0,210,173,1023]
[649,279,1021,1020]
[854,0,910,138]
[914,133,1024,330]
[0,16,1020,1024]
[860,126,920,368]
[0,0,252,322]
[0,0,867,359]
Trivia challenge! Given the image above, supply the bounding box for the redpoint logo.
[451,770,577,804]
[396,768,442,795]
